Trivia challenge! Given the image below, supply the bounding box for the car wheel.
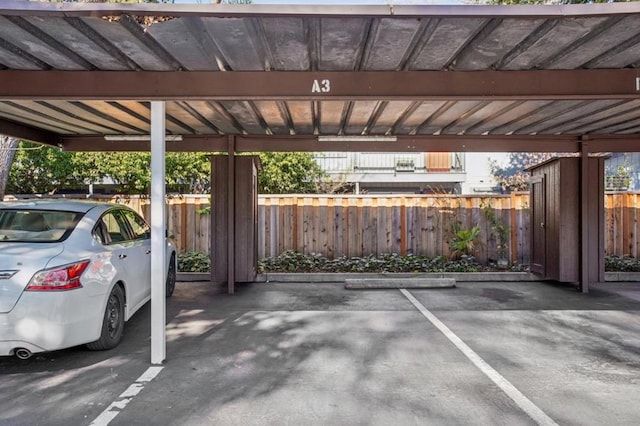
[87,285,125,351]
[166,253,176,298]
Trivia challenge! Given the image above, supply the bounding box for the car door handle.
[118,254,127,259]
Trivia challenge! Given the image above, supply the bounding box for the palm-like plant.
[449,224,481,260]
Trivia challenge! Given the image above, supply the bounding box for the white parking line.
[400,289,559,426]
[89,366,164,426]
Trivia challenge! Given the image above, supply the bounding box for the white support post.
[150,101,166,364]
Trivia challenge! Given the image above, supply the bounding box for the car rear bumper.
[0,291,104,357]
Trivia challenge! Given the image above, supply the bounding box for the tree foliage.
[7,142,102,194]
[490,152,556,192]
[7,143,326,195]
[257,152,326,194]
[7,143,212,194]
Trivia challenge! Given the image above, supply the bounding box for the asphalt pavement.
[1,280,639,426]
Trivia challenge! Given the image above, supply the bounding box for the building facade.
[313,152,499,194]
[605,153,636,191]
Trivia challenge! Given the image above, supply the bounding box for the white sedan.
[0,200,176,359]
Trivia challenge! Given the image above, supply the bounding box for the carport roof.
[0,1,639,153]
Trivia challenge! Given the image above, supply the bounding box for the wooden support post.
[180,201,187,252]
[580,141,589,293]
[227,136,235,294]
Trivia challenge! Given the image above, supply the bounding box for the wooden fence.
[258,194,531,264]
[605,192,640,257]
[52,193,640,262]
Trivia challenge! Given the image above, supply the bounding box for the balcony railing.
[314,153,465,174]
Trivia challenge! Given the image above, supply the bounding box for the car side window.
[121,210,150,240]
[94,211,132,245]
[92,220,110,245]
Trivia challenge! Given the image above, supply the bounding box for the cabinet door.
[530,174,546,276]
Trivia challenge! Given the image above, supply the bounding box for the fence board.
[189,197,198,253]
[321,198,328,253]
[471,197,485,261]
[333,198,344,257]
[421,197,434,257]
[408,198,419,255]
[605,194,614,255]
[271,200,279,257]
[326,197,334,259]
[296,197,303,253]
[614,194,623,255]
[623,194,631,255]
[302,198,311,253]
[278,198,286,254]
[514,194,526,264]
[264,197,272,258]
[363,198,376,255]
[353,199,363,257]
[629,194,640,257]
[257,199,265,259]
[509,193,518,263]
[399,198,406,255]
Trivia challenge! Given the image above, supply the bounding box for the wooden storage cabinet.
[529,157,604,283]
[211,155,260,284]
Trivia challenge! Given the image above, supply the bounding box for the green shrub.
[178,251,211,272]
[178,250,640,274]
[449,224,481,260]
[258,250,493,274]
[604,255,640,272]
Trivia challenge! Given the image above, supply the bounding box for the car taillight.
[26,260,90,291]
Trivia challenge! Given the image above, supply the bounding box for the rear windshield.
[0,209,83,243]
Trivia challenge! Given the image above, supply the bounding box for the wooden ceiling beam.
[2,69,639,101]
[0,117,60,146]
[59,134,640,153]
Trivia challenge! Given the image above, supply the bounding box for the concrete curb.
[604,272,640,282]
[177,272,211,282]
[345,277,456,289]
[177,271,640,283]
[261,272,542,283]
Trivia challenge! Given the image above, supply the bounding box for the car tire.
[87,285,125,351]
[166,253,176,298]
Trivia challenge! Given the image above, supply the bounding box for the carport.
[0,1,639,364]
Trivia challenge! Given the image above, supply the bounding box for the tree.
[490,152,556,192]
[7,144,330,195]
[257,152,326,194]
[7,142,103,194]
[0,135,19,200]
[90,152,152,194]
[92,151,212,193]
[165,152,212,193]
[7,144,213,195]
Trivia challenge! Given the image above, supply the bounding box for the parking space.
[1,281,639,426]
